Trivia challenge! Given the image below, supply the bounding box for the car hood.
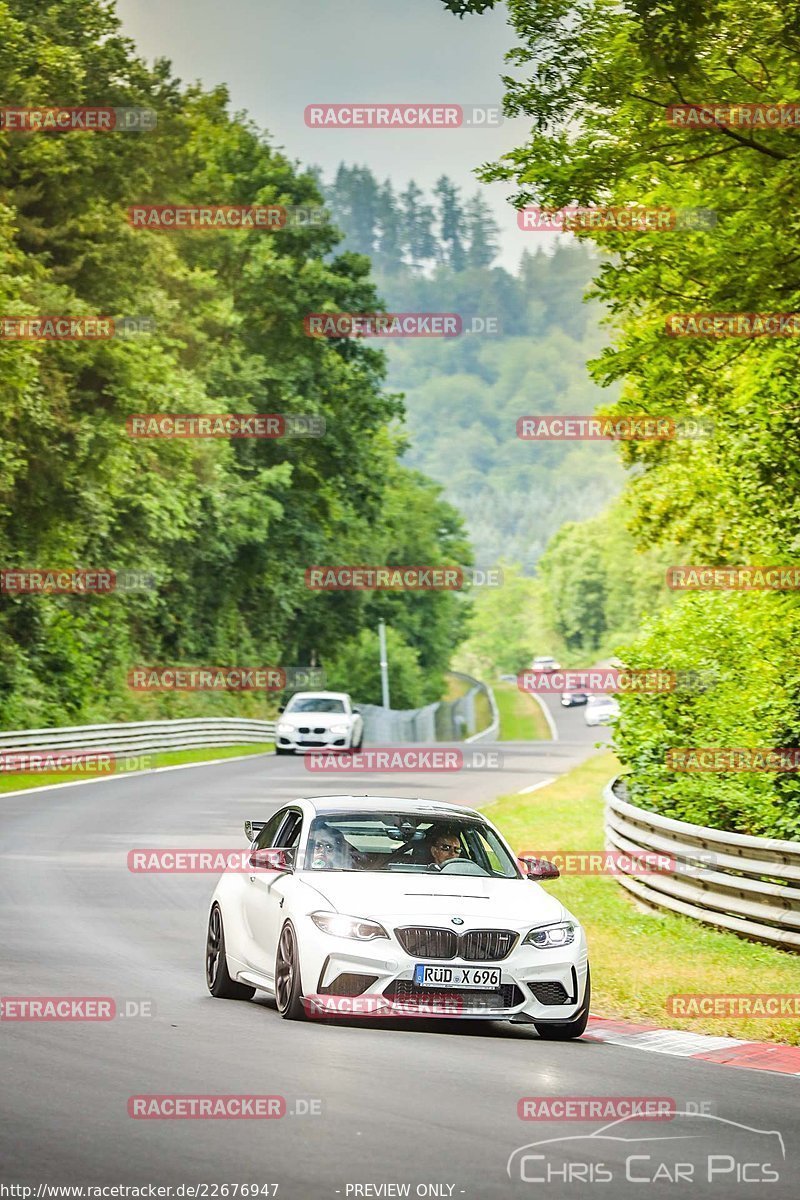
[300,870,568,928]
[280,713,352,726]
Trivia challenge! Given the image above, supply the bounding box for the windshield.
[303,811,520,877]
[286,697,346,713]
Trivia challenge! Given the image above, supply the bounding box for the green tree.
[434,176,467,271]
[399,180,437,271]
[326,625,428,710]
[0,0,471,727]
[463,192,499,269]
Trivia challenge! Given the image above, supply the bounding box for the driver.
[427,827,463,870]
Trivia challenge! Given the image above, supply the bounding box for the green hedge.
[613,592,800,840]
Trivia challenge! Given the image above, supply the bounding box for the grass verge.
[482,750,800,1045]
[0,742,274,794]
[494,680,551,741]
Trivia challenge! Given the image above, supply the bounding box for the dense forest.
[0,0,473,725]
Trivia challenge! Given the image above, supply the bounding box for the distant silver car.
[531,656,561,673]
[275,691,364,754]
[561,691,588,707]
[584,695,620,726]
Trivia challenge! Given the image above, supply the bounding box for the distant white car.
[584,695,620,726]
[275,691,364,754]
[531,656,561,673]
[206,796,590,1037]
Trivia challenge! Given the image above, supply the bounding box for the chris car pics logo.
[507,1112,785,1185]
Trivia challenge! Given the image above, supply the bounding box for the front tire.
[275,921,306,1020]
[206,904,255,1000]
[533,966,591,1041]
[275,745,293,756]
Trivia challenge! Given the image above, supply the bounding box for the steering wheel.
[436,858,490,876]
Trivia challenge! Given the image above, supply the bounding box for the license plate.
[414,964,502,989]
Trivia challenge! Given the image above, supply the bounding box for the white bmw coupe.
[205,796,590,1037]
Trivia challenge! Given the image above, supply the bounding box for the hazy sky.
[115,0,537,269]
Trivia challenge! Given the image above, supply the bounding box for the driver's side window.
[255,809,288,850]
[274,811,303,850]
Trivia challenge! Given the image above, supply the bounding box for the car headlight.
[276,722,295,733]
[310,911,388,940]
[523,921,576,949]
[328,723,349,734]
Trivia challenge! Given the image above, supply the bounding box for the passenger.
[309,825,351,870]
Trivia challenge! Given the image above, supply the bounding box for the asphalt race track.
[1,700,797,1198]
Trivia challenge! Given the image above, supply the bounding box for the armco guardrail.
[0,717,275,758]
[605,777,800,950]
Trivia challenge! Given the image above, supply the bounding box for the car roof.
[300,795,482,820]
[286,691,350,700]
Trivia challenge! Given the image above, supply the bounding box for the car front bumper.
[301,921,589,1021]
[276,730,352,752]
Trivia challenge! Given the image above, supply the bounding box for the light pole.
[378,619,390,709]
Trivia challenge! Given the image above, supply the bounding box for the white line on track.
[517,776,556,795]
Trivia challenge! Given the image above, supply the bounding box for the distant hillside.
[320,166,623,571]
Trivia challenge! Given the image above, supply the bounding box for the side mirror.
[352,705,361,714]
[249,847,294,873]
[277,703,286,713]
[244,819,266,843]
[519,856,560,881]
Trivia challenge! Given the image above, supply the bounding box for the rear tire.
[206,904,255,1000]
[533,966,591,1041]
[275,921,306,1020]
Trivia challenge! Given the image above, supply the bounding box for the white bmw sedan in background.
[205,797,590,1038]
[274,691,364,754]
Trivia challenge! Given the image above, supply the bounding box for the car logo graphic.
[506,1112,786,1182]
[451,917,464,925]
